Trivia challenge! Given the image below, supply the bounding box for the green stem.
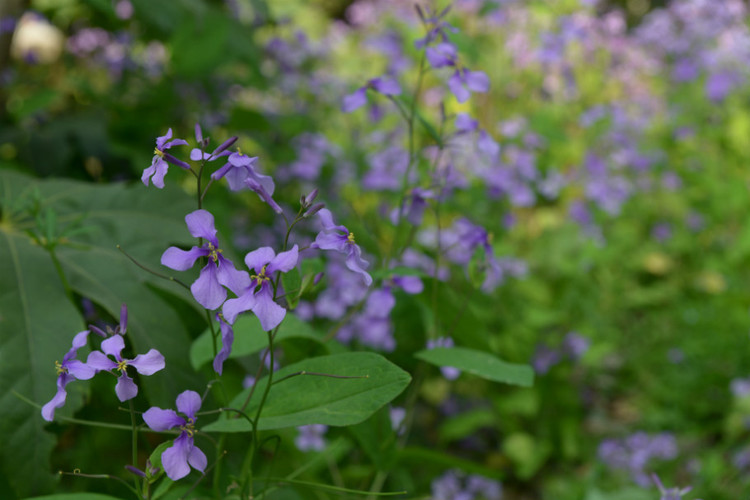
[129,399,139,492]
[258,477,407,496]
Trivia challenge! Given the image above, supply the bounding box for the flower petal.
[342,87,367,113]
[176,390,202,419]
[161,246,207,271]
[216,256,251,296]
[162,434,192,481]
[252,283,286,331]
[191,264,227,310]
[185,209,218,242]
[465,70,490,92]
[129,349,165,375]
[143,407,184,431]
[222,290,256,325]
[243,247,275,273]
[101,335,125,359]
[66,359,95,380]
[150,159,169,189]
[267,245,299,274]
[188,444,207,473]
[41,384,68,421]
[86,351,117,372]
[115,373,139,401]
[213,315,234,375]
[314,231,347,252]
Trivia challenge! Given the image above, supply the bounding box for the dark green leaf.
[202,352,411,431]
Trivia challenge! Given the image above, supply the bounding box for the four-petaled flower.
[141,129,190,189]
[223,245,299,331]
[312,208,372,286]
[42,330,96,421]
[447,68,490,103]
[86,335,165,402]
[161,209,250,310]
[142,390,207,481]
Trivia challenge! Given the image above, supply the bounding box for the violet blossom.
[161,209,250,310]
[89,303,128,337]
[211,151,282,213]
[311,208,372,286]
[86,335,165,402]
[222,245,299,330]
[142,390,207,481]
[41,330,96,421]
[295,424,328,452]
[212,313,234,375]
[141,129,190,189]
[342,76,402,113]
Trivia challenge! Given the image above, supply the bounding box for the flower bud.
[303,188,319,206]
[211,136,238,157]
[303,203,325,218]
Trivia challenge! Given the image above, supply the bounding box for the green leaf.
[415,110,443,147]
[281,268,302,309]
[202,352,411,432]
[190,313,325,370]
[414,347,534,387]
[0,229,83,497]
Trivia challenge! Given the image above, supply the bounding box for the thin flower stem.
[61,470,141,498]
[117,245,190,290]
[128,399,139,492]
[251,329,276,446]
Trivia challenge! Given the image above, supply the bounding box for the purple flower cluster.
[598,432,679,487]
[431,469,502,500]
[295,424,328,452]
[532,332,590,375]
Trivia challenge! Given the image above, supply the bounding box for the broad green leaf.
[414,347,534,387]
[0,229,83,497]
[202,352,410,432]
[190,313,325,370]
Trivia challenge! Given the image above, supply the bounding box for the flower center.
[347,232,356,244]
[55,360,67,375]
[153,147,164,158]
[207,242,222,263]
[181,418,196,437]
[116,359,128,373]
[251,264,270,283]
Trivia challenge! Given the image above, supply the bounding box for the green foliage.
[203,352,411,431]
[415,346,534,386]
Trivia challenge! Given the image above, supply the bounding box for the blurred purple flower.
[89,303,128,338]
[312,209,372,286]
[212,151,282,213]
[448,68,490,103]
[342,76,402,113]
[427,337,460,380]
[295,424,328,452]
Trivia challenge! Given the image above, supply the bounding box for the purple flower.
[141,129,190,189]
[425,42,458,68]
[222,245,299,330]
[651,474,693,500]
[86,335,165,401]
[311,209,372,286]
[41,330,96,421]
[142,390,207,481]
[448,68,490,103]
[342,76,402,113]
[212,152,281,213]
[295,424,328,452]
[212,313,234,375]
[161,209,250,310]
[90,303,128,337]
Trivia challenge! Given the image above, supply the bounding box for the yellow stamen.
[153,147,164,157]
[55,361,67,375]
[116,360,128,372]
[347,232,356,244]
[250,264,270,283]
[181,418,196,437]
[207,242,223,263]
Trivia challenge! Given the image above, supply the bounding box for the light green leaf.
[414,347,534,387]
[202,352,411,432]
[190,313,325,370]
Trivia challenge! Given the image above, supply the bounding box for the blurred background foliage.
[2,0,750,499]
